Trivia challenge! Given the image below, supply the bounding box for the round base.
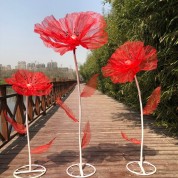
[126,161,156,176]
[13,164,46,178]
[66,163,96,178]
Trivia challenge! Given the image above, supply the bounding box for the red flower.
[102,41,158,83]
[34,11,108,55]
[5,70,52,96]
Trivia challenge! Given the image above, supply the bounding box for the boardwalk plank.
[0,85,178,177]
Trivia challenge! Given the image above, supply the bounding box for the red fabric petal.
[82,121,91,148]
[4,112,26,134]
[139,45,158,71]
[102,41,158,83]
[31,137,56,154]
[5,70,52,96]
[102,64,136,83]
[81,74,99,97]
[143,86,161,115]
[56,97,78,122]
[121,131,141,145]
[34,11,108,55]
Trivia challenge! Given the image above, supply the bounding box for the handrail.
[0,80,76,148]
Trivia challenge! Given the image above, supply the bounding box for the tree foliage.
[80,0,178,133]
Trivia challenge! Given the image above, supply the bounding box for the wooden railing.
[0,80,76,148]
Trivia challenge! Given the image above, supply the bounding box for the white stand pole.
[126,76,156,176]
[13,96,46,178]
[66,49,96,178]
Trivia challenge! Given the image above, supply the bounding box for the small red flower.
[5,70,52,96]
[102,41,158,83]
[34,11,108,55]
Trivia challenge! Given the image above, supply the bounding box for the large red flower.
[102,41,158,83]
[34,11,108,55]
[5,70,52,96]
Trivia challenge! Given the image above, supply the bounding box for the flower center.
[26,83,32,88]
[125,60,132,65]
[71,34,77,40]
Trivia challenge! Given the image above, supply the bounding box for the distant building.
[67,68,75,80]
[58,67,75,80]
[17,61,26,69]
[58,67,69,73]
[6,65,11,70]
[36,63,45,69]
[47,61,58,69]
[27,63,36,70]
[0,64,11,71]
[27,62,45,70]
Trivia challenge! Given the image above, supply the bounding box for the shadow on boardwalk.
[112,110,178,141]
[35,143,157,168]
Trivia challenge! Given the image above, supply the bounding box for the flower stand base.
[126,161,156,176]
[13,164,46,178]
[66,163,96,178]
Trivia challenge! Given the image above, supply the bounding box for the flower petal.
[121,131,141,145]
[81,74,99,97]
[143,86,161,115]
[4,112,26,134]
[139,45,158,71]
[31,137,56,154]
[56,97,78,122]
[102,64,136,83]
[82,121,91,148]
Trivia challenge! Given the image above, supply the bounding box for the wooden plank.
[0,84,178,178]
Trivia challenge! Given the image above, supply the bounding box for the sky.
[0,0,110,69]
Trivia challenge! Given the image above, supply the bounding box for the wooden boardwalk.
[0,84,178,178]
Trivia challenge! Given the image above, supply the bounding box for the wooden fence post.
[0,85,9,141]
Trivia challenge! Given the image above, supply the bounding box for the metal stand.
[66,163,96,178]
[126,161,156,176]
[67,49,95,177]
[126,76,156,176]
[13,164,46,178]
[13,97,46,177]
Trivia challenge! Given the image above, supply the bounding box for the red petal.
[121,131,141,145]
[56,98,78,122]
[102,64,136,83]
[121,131,129,141]
[13,123,27,135]
[139,45,158,71]
[4,113,26,134]
[129,138,141,145]
[143,86,161,115]
[81,74,99,97]
[31,137,56,154]
[82,121,91,148]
